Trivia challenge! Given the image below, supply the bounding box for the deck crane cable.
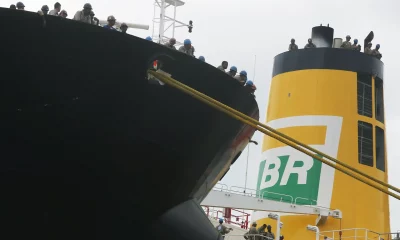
[148,70,400,200]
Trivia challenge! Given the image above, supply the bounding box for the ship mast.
[152,0,193,45]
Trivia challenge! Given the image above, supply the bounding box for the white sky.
[7,0,400,232]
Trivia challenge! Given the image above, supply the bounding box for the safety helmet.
[346,35,351,39]
[10,4,16,9]
[230,66,237,72]
[246,80,254,86]
[199,56,205,62]
[41,5,49,11]
[354,39,358,44]
[107,15,116,21]
[376,44,380,48]
[16,2,25,8]
[184,39,191,45]
[83,3,92,9]
[240,70,247,76]
[145,36,153,41]
[219,218,224,224]
[121,23,128,27]
[291,38,295,42]
[308,38,312,42]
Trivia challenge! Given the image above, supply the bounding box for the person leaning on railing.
[265,225,275,240]
[244,222,260,240]
[73,3,92,24]
[49,2,61,16]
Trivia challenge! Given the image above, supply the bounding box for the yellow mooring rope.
[148,70,400,200]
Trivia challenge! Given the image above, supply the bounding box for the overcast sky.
[7,0,400,231]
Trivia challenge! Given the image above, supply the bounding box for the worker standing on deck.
[217,61,229,71]
[73,3,92,24]
[227,66,237,77]
[49,2,61,16]
[90,11,99,25]
[364,42,373,55]
[244,222,259,240]
[179,39,195,57]
[89,11,95,23]
[16,2,25,10]
[257,224,267,235]
[59,10,68,18]
[40,5,49,15]
[304,38,316,48]
[289,39,298,51]
[164,38,177,50]
[372,44,382,60]
[352,39,361,51]
[340,35,352,49]
[216,218,233,239]
[120,23,128,33]
[104,15,117,30]
[234,70,247,85]
[265,225,275,240]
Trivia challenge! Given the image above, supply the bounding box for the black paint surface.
[0,8,258,240]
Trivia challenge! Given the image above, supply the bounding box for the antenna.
[253,55,257,82]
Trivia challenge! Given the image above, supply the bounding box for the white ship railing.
[224,234,274,240]
[212,183,314,205]
[319,228,380,240]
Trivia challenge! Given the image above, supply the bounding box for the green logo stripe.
[256,154,323,205]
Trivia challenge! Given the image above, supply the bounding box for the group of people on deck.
[287,35,382,60]
[9,2,130,33]
[216,218,282,240]
[9,1,256,96]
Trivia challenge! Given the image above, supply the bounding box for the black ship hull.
[0,8,259,239]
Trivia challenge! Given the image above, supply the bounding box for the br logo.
[262,153,318,188]
[258,150,322,204]
[256,116,343,207]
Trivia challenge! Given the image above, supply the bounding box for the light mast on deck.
[152,0,193,45]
